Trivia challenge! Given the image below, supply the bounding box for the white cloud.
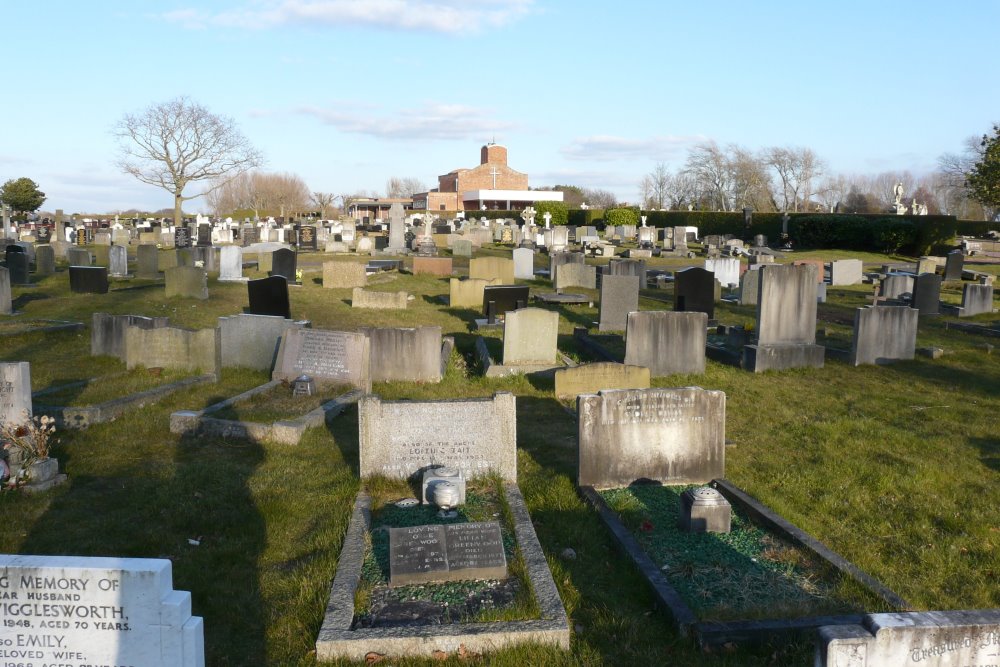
[561,134,706,162]
[293,101,514,140]
[160,0,534,34]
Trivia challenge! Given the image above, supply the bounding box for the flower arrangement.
[0,412,58,487]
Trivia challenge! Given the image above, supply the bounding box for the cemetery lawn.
[355,475,537,626]
[32,366,194,407]
[208,380,354,423]
[0,247,998,667]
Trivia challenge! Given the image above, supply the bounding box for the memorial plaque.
[174,226,192,249]
[69,266,109,294]
[482,285,530,318]
[388,522,507,587]
[0,554,204,667]
[297,225,317,250]
[272,327,370,390]
[247,275,291,319]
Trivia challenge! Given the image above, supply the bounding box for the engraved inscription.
[388,522,507,587]
[601,390,704,426]
[446,522,506,573]
[292,330,349,379]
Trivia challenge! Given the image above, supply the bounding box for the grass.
[208,381,353,423]
[0,244,998,667]
[34,366,193,407]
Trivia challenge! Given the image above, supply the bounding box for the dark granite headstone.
[69,266,109,294]
[242,227,260,246]
[196,224,211,247]
[296,225,317,250]
[373,236,388,251]
[174,227,192,249]
[270,248,297,281]
[911,273,942,316]
[674,266,715,319]
[247,276,291,319]
[482,285,530,317]
[5,252,29,285]
[944,250,964,281]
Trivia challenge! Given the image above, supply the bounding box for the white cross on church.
[489,166,500,189]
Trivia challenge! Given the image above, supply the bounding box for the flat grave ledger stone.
[34,244,55,275]
[469,256,515,285]
[359,392,517,481]
[513,247,535,279]
[92,312,170,359]
[850,306,919,366]
[624,310,707,376]
[272,328,371,391]
[389,522,507,587]
[944,249,964,281]
[0,554,204,667]
[218,313,310,371]
[674,267,716,319]
[705,257,740,288]
[247,276,291,319]
[911,273,942,315]
[598,274,640,332]
[165,266,209,300]
[351,287,408,309]
[6,251,29,284]
[502,307,559,365]
[482,285,530,318]
[361,326,442,383]
[108,244,129,277]
[0,267,11,314]
[271,247,297,281]
[816,609,1000,667]
[69,266,109,294]
[577,386,726,489]
[880,273,913,299]
[829,259,863,286]
[0,361,32,426]
[66,247,92,266]
[219,245,244,281]
[412,256,452,276]
[555,262,596,290]
[174,226,192,249]
[553,362,650,399]
[125,326,221,376]
[449,277,501,308]
[323,261,367,289]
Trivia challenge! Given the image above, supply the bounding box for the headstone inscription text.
[388,522,507,587]
[294,329,348,378]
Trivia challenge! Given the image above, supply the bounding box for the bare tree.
[582,187,618,209]
[684,142,735,211]
[817,174,850,212]
[640,162,671,209]
[384,177,427,198]
[114,97,263,226]
[764,147,824,212]
[729,147,774,211]
[311,192,336,218]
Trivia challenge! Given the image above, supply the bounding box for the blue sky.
[3,0,998,214]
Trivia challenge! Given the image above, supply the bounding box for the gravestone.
[469,256,515,284]
[362,326,442,383]
[34,244,55,275]
[705,257,740,288]
[624,311,707,376]
[449,277,501,308]
[958,283,994,317]
[911,273,942,315]
[219,245,244,281]
[67,247,92,266]
[196,223,211,246]
[0,554,204,667]
[0,267,10,314]
[577,387,725,488]
[738,267,760,306]
[0,361,32,427]
[271,247,297,281]
[850,306,919,366]
[412,256,452,276]
[109,244,129,277]
[69,266,109,294]
[6,251,29,284]
[944,250,964,281]
[248,276,291,319]
[387,203,406,252]
[92,312,170,360]
[743,264,824,372]
[555,262,596,290]
[598,274,640,332]
[124,325,221,375]
[880,273,914,299]
[553,362,650,399]
[452,239,473,257]
[174,226,192,249]
[605,258,648,288]
[92,244,110,266]
[191,246,218,273]
[549,251,584,286]
[502,307,559,365]
[297,225,317,250]
[674,267,715,319]
[816,609,1000,667]
[792,259,826,283]
[916,257,937,275]
[359,392,517,481]
[323,261,367,288]
[513,247,535,279]
[165,266,208,299]
[218,313,310,370]
[830,259,863,286]
[352,288,408,309]
[272,328,371,390]
[482,285,530,318]
[389,522,506,587]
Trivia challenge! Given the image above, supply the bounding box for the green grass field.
[1,244,998,666]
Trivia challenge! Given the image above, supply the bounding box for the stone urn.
[431,481,460,512]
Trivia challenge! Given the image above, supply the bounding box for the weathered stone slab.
[69,266,109,294]
[124,325,221,376]
[554,362,650,399]
[830,259,863,286]
[605,258,648,289]
[218,313,310,371]
[958,283,994,317]
[944,250,964,281]
[272,328,371,391]
[0,361,32,427]
[0,267,10,314]
[880,273,913,299]
[624,311,707,376]
[109,244,129,277]
[412,256,453,276]
[0,554,204,667]
[469,257,515,284]
[35,244,55,275]
[351,287,408,309]
[389,522,506,587]
[549,252,584,286]
[674,267,715,319]
[739,267,760,305]
[598,274,640,332]
[92,312,170,360]
[452,238,473,257]
[136,244,159,279]
[359,392,517,481]
[165,266,208,300]
[757,263,818,345]
[850,306,919,366]
[792,259,826,283]
[912,273,942,315]
[502,307,559,365]
[323,261,367,288]
[705,257,740,288]
[67,247,92,266]
[362,326,442,383]
[577,387,725,488]
[449,277,501,308]
[555,262,596,290]
[219,245,244,281]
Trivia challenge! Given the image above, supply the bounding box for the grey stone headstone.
[218,313,309,371]
[555,262,596,290]
[92,313,170,360]
[272,328,371,390]
[0,361,32,427]
[124,325,221,375]
[388,203,406,250]
[0,267,10,314]
[67,247,92,266]
[164,266,208,300]
[911,273,941,315]
[502,308,559,365]
[624,310,707,376]
[549,251,584,286]
[6,251,29,284]
[219,245,244,281]
[880,273,914,299]
[361,326,443,383]
[705,257,740,288]
[109,244,129,277]
[850,306,919,366]
[513,247,534,279]
[598,274,640,332]
[739,267,760,306]
[34,245,55,275]
[944,250,964,281]
[359,392,517,481]
[577,387,725,488]
[756,264,818,345]
[829,259,863,286]
[136,244,159,279]
[605,258,648,288]
[960,283,994,317]
[452,239,473,257]
[674,267,715,319]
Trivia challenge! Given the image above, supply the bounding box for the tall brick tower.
[480,143,508,166]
